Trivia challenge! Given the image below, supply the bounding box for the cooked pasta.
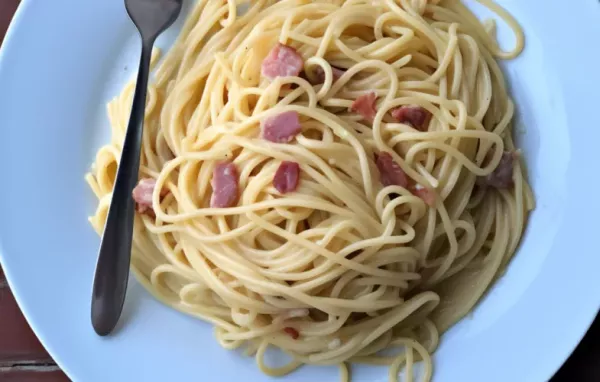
[86,0,534,380]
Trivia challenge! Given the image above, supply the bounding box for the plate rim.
[0,1,599,381]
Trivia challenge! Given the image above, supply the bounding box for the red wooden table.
[0,1,598,381]
[0,265,68,381]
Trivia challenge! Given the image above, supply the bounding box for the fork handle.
[91,41,153,336]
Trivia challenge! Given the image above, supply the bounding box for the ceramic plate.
[1,0,599,381]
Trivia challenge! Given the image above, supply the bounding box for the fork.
[91,0,183,336]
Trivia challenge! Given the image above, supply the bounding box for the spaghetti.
[86,0,534,380]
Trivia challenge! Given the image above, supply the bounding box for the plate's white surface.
[1,1,599,381]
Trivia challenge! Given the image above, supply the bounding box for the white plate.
[1,0,599,381]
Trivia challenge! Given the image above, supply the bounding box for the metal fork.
[91,0,183,336]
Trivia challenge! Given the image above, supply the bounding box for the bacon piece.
[310,65,346,84]
[273,161,300,194]
[391,105,431,131]
[410,183,436,207]
[210,162,239,208]
[261,43,304,80]
[283,327,300,339]
[484,151,516,189]
[132,178,167,214]
[262,111,302,143]
[350,92,378,121]
[375,152,408,188]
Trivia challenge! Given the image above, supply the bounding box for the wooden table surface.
[0,1,598,381]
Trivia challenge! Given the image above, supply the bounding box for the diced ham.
[331,67,346,79]
[262,111,302,143]
[261,43,304,80]
[132,178,167,214]
[310,65,346,84]
[210,162,239,208]
[484,151,516,189]
[283,327,300,339]
[410,183,436,207]
[375,152,408,188]
[273,161,300,194]
[350,92,378,121]
[391,105,431,131]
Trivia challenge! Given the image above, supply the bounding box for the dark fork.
[91,0,183,336]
